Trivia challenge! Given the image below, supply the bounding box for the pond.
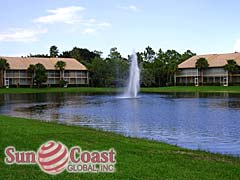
[0,92,240,156]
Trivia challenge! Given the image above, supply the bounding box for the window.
[20,70,28,78]
[177,69,197,76]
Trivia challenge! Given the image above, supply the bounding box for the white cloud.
[98,22,111,28]
[234,39,240,52]
[0,6,111,43]
[33,6,85,24]
[82,28,96,34]
[129,5,138,11]
[80,21,110,35]
[81,20,110,28]
[34,6,110,34]
[120,5,138,12]
[0,28,47,42]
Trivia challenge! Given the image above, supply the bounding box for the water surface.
[0,92,240,156]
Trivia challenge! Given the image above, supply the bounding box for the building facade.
[0,57,88,87]
[175,53,240,86]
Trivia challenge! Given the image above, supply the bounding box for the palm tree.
[195,58,209,85]
[27,64,36,87]
[34,63,47,88]
[224,59,239,85]
[50,45,59,57]
[0,58,10,87]
[55,61,66,86]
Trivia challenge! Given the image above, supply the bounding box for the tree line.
[1,45,238,87]
[29,45,197,87]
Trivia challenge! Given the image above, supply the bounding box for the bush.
[59,80,68,87]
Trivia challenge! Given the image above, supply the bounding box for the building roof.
[0,57,87,70]
[178,52,240,69]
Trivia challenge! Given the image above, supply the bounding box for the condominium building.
[0,57,88,87]
[175,53,240,86]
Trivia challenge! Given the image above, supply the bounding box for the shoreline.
[1,115,240,179]
[0,86,240,94]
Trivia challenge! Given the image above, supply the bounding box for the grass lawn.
[0,87,117,94]
[0,115,240,180]
[0,86,240,95]
[141,86,240,93]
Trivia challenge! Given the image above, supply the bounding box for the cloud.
[33,6,85,24]
[234,39,240,52]
[80,21,110,35]
[0,28,48,42]
[98,22,111,28]
[0,6,110,43]
[81,21,110,35]
[82,28,96,34]
[34,6,110,34]
[120,5,138,12]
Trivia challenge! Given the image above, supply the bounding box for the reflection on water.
[1,92,240,156]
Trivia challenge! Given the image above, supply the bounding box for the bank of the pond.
[0,115,240,180]
[0,87,117,94]
[0,86,240,94]
[141,86,240,93]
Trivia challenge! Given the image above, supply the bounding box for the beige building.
[0,57,88,87]
[175,53,240,86]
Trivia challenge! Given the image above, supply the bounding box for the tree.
[0,58,10,87]
[34,63,47,88]
[55,61,66,87]
[26,45,199,88]
[59,51,71,58]
[70,47,98,65]
[50,45,59,57]
[143,46,156,62]
[141,68,155,87]
[181,50,196,63]
[148,49,181,86]
[29,54,49,58]
[164,50,181,85]
[115,56,129,87]
[27,64,36,87]
[106,47,128,87]
[136,52,144,64]
[224,59,239,84]
[93,50,102,58]
[88,56,109,87]
[108,47,122,60]
[195,58,209,85]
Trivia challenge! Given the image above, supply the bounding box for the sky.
[1,0,240,58]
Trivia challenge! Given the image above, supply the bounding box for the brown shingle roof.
[178,52,240,69]
[0,57,87,70]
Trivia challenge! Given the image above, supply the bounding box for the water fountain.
[123,51,140,98]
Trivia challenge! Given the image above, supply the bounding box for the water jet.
[123,51,140,98]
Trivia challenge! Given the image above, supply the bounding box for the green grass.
[0,86,240,95]
[0,115,240,180]
[0,87,117,94]
[141,86,240,93]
